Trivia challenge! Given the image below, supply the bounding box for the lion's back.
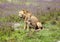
[31,16,39,23]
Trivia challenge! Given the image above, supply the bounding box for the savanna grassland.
[0,0,60,42]
[0,11,60,42]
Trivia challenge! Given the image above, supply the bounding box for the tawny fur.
[19,10,43,31]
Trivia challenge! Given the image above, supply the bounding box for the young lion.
[19,10,43,31]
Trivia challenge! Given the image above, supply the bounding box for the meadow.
[0,10,60,42]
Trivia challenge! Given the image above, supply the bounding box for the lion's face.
[19,10,26,19]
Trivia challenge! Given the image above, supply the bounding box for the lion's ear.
[23,10,28,14]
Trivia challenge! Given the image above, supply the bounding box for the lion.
[18,10,43,31]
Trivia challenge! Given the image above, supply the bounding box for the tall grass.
[0,10,60,42]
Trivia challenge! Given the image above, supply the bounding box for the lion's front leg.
[24,20,30,30]
[24,22,27,30]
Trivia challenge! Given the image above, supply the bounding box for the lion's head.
[19,10,28,19]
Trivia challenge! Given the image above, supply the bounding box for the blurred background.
[0,0,60,42]
[0,0,60,16]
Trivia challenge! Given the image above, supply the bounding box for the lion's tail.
[37,22,43,29]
